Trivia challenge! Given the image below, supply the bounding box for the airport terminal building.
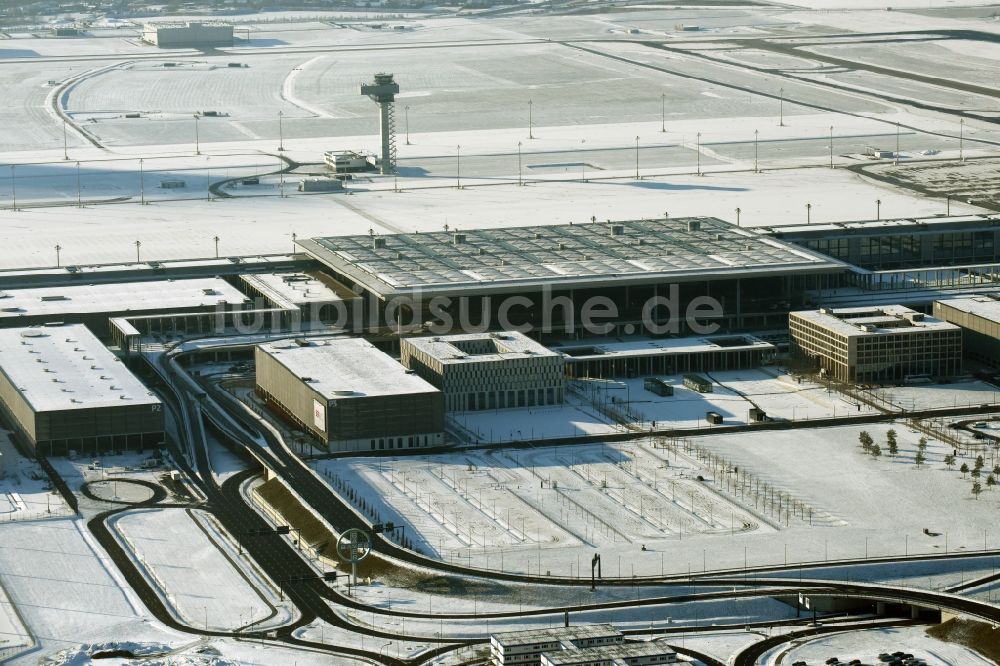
[297,217,846,336]
[255,337,444,451]
[0,325,164,456]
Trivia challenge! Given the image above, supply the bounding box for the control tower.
[360,73,400,175]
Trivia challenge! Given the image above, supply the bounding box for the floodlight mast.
[360,73,400,175]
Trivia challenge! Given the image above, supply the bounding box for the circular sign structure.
[336,528,372,564]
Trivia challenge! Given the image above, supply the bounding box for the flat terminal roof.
[240,272,354,309]
[936,296,1000,323]
[299,218,845,298]
[491,624,622,647]
[403,331,560,364]
[0,324,161,412]
[258,337,440,400]
[0,277,248,321]
[762,214,1000,237]
[542,641,677,665]
[790,305,959,338]
[554,334,774,360]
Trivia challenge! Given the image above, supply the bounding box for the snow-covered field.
[452,369,876,444]
[774,624,994,666]
[321,421,1000,577]
[111,508,293,632]
[0,431,72,522]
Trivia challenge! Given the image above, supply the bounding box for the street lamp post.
[213,235,220,258]
[661,93,666,133]
[754,129,759,173]
[139,158,145,205]
[876,199,881,220]
[194,114,200,155]
[517,141,523,186]
[735,207,741,227]
[278,110,284,151]
[635,135,640,179]
[779,87,784,126]
[829,125,834,168]
[134,240,142,263]
[405,105,411,145]
[894,122,900,166]
[528,99,534,139]
[806,202,812,224]
[55,244,61,267]
[291,231,297,255]
[959,118,965,162]
[696,132,702,176]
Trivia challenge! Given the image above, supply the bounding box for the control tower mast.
[360,73,400,175]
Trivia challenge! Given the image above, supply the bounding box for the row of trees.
[859,429,999,498]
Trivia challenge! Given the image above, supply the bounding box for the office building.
[400,331,564,412]
[788,305,961,383]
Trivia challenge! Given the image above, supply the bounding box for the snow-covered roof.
[299,218,845,298]
[554,334,774,359]
[258,337,440,399]
[240,272,353,309]
[790,304,959,338]
[0,278,248,321]
[403,331,559,364]
[542,641,677,665]
[0,324,160,413]
[491,623,622,648]
[935,295,1000,323]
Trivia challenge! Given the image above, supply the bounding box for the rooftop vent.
[687,220,701,232]
[611,225,625,236]
[373,237,386,249]
[453,233,467,245]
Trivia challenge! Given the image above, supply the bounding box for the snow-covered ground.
[0,431,72,522]
[773,624,994,665]
[111,508,294,632]
[319,421,1000,577]
[452,369,876,443]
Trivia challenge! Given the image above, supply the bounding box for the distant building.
[298,177,344,193]
[556,335,775,379]
[934,296,1000,364]
[255,337,444,451]
[400,331,564,412]
[789,305,962,383]
[240,272,359,324]
[0,325,164,456]
[540,642,679,666]
[324,150,377,173]
[0,278,249,338]
[490,624,624,666]
[142,22,234,48]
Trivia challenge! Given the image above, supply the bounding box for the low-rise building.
[400,331,564,412]
[490,624,624,666]
[540,642,679,666]
[789,305,962,383]
[0,324,163,456]
[556,335,774,379]
[255,337,444,451]
[142,22,234,48]
[0,277,249,338]
[934,296,1000,364]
